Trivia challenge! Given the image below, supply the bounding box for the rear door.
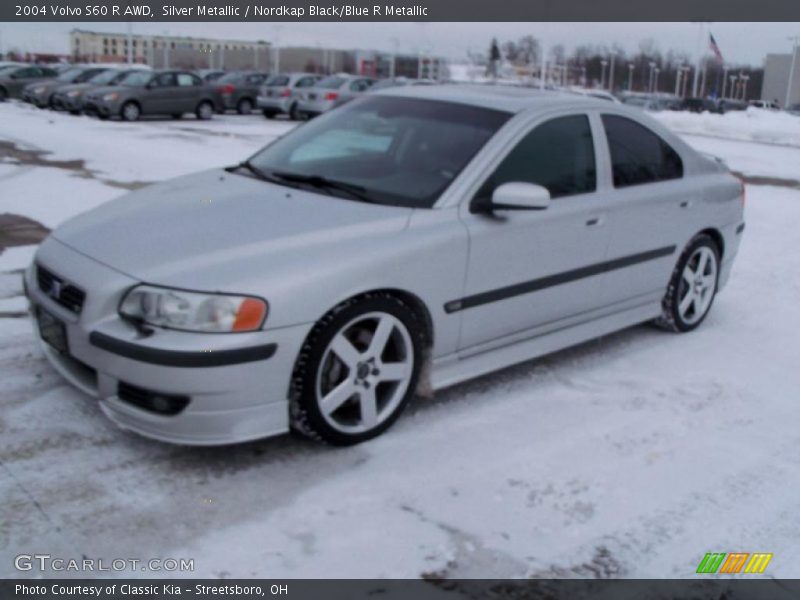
[597,113,689,306]
[456,112,614,351]
[175,72,203,112]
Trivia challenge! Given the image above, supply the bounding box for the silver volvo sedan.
[25,85,745,446]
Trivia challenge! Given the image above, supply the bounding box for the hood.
[85,84,131,99]
[25,80,61,93]
[52,169,412,286]
[57,82,94,94]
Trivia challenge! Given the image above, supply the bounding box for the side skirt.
[430,300,662,391]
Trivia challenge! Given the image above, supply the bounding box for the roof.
[374,83,608,114]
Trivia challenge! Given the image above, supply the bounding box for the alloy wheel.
[315,312,414,435]
[677,246,718,325]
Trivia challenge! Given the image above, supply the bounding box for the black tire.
[262,108,277,119]
[69,110,81,116]
[195,100,213,120]
[120,101,140,122]
[237,98,253,115]
[0,88,7,102]
[290,293,426,446]
[171,113,182,119]
[655,234,721,333]
[288,102,299,121]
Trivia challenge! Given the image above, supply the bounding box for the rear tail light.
[280,88,291,97]
[325,92,339,101]
[217,84,235,94]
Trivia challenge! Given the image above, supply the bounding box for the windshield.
[248,96,510,208]
[266,74,289,86]
[57,68,84,82]
[119,71,151,87]
[217,72,245,84]
[316,76,346,89]
[88,69,118,84]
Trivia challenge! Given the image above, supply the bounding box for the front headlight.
[34,86,46,94]
[103,92,119,101]
[67,90,81,98]
[119,285,268,333]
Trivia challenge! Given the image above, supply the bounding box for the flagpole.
[691,22,704,98]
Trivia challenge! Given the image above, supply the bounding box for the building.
[69,29,271,70]
[68,29,447,79]
[353,50,447,80]
[761,48,800,108]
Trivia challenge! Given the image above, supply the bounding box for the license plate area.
[36,306,69,354]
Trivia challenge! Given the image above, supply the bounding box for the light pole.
[389,37,399,79]
[675,68,682,96]
[786,36,799,108]
[609,54,616,91]
[271,25,282,73]
[729,74,738,100]
[600,59,608,89]
[581,64,587,87]
[648,61,656,93]
[654,67,660,93]
[627,63,634,90]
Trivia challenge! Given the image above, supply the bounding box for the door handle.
[679,200,692,208]
[585,216,604,227]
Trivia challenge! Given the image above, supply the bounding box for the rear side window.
[602,115,683,187]
[477,115,596,199]
[296,77,316,88]
[266,75,289,86]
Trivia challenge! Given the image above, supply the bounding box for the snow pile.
[653,107,800,148]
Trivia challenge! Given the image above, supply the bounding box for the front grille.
[117,382,190,416]
[37,265,86,314]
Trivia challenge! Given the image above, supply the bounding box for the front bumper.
[53,92,84,112]
[84,98,119,117]
[296,98,334,117]
[26,238,311,445]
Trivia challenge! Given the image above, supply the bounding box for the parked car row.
[2,62,435,122]
[619,92,753,114]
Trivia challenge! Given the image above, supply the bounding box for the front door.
[456,113,613,351]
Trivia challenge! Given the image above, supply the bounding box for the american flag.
[709,33,724,64]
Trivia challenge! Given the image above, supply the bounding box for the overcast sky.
[1,22,797,65]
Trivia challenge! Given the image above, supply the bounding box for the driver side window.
[476,114,596,200]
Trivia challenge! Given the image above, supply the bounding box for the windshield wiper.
[225,160,284,184]
[271,171,376,203]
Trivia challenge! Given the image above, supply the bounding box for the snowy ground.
[1,102,799,579]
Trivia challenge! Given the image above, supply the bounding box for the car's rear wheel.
[195,101,213,120]
[656,234,720,332]
[237,98,253,114]
[290,294,424,445]
[171,113,182,119]
[121,101,140,122]
[288,102,299,120]
[0,88,7,101]
[262,108,277,119]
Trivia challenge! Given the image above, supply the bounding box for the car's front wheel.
[121,101,140,122]
[656,234,720,332]
[290,294,424,445]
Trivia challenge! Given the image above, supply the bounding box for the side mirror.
[473,182,551,213]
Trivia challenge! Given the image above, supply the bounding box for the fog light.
[117,382,190,415]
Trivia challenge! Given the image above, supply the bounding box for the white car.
[26,85,745,446]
